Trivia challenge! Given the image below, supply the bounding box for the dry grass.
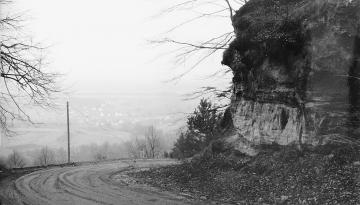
[130,144,360,204]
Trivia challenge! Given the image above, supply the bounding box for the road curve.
[0,160,205,205]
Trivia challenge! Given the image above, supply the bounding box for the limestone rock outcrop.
[222,0,360,149]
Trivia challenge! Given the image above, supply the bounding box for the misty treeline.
[0,143,129,169]
[170,99,224,159]
[0,151,26,169]
[125,126,167,159]
[0,125,170,169]
[0,144,142,169]
[0,148,55,169]
[0,147,61,168]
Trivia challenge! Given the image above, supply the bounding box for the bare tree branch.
[153,0,245,82]
[164,8,228,33]
[184,86,232,101]
[0,0,59,134]
[151,38,229,50]
[224,0,234,20]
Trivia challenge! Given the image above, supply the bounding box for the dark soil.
[129,144,360,204]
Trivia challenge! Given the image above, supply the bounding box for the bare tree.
[55,147,67,164]
[125,139,140,159]
[184,86,232,112]
[150,0,247,106]
[34,147,55,166]
[145,126,162,158]
[153,0,246,80]
[93,143,109,162]
[0,0,59,134]
[126,137,147,159]
[6,150,26,168]
[0,156,6,170]
[94,153,107,162]
[126,126,164,159]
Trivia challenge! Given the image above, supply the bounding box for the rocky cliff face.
[222,0,360,149]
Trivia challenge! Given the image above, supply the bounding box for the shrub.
[6,151,26,169]
[313,143,360,165]
[94,153,107,162]
[172,99,223,158]
[330,146,359,166]
[0,157,7,171]
[163,151,169,158]
[34,147,55,166]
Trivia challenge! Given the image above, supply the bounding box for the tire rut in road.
[0,161,202,205]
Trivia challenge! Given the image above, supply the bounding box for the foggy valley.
[1,0,360,204]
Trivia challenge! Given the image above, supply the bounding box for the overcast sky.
[1,0,239,152]
[10,0,233,96]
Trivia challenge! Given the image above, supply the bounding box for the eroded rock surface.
[223,0,360,149]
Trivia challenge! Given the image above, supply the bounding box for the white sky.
[10,0,233,95]
[1,0,237,152]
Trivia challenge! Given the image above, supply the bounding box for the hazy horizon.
[0,0,232,159]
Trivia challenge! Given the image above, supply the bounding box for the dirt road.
[0,160,206,205]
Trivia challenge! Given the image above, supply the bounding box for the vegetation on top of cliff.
[223,0,360,68]
[223,0,310,68]
[233,0,360,41]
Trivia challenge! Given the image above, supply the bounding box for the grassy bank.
[129,144,360,204]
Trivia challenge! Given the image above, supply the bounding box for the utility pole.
[0,40,3,148]
[67,101,71,163]
[0,43,2,148]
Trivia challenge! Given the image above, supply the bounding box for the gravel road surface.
[0,160,206,205]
